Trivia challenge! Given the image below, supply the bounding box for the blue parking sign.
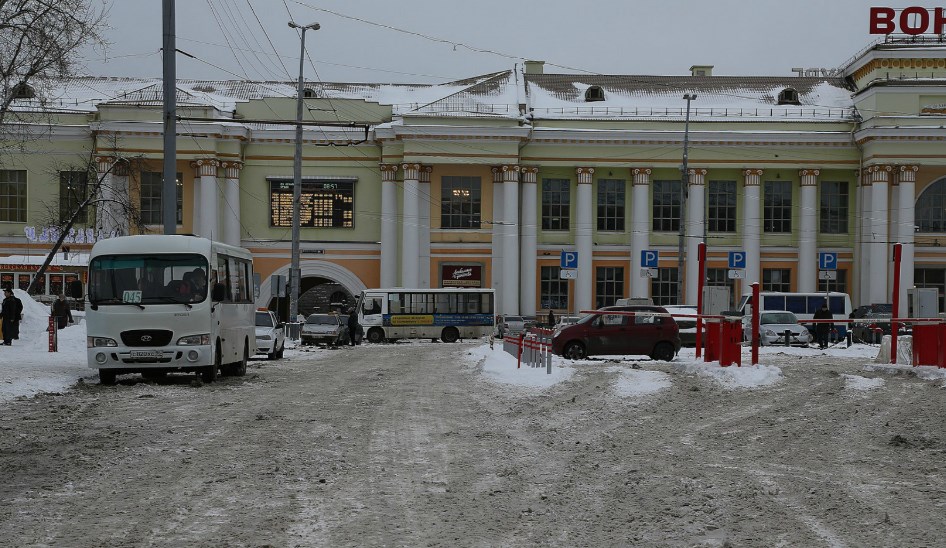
[561,251,578,269]
[728,251,746,269]
[641,250,659,268]
[819,252,838,270]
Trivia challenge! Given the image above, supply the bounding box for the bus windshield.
[89,254,210,305]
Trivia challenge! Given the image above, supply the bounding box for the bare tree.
[0,0,107,127]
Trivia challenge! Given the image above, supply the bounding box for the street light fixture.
[677,93,696,304]
[288,21,319,323]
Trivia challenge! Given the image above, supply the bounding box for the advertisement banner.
[441,264,482,287]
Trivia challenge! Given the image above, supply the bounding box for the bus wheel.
[201,346,220,383]
[99,369,117,386]
[440,327,460,343]
[233,345,248,376]
[366,328,385,344]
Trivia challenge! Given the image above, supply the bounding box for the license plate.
[130,350,162,359]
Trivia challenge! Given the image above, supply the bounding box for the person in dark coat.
[52,294,74,330]
[813,301,834,349]
[1,287,21,345]
[547,309,556,328]
[347,308,361,346]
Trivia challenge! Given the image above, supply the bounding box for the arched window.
[303,87,317,98]
[777,87,800,105]
[10,82,35,100]
[584,85,605,102]
[917,177,946,233]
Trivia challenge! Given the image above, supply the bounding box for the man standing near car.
[347,308,360,346]
[813,301,833,349]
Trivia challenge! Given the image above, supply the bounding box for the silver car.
[301,314,349,347]
[744,310,813,346]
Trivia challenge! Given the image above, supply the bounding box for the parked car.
[301,313,349,347]
[255,309,286,359]
[551,305,681,361]
[850,303,893,343]
[744,310,813,346]
[553,315,581,330]
[496,315,525,338]
[664,305,698,347]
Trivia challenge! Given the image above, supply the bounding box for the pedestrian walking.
[347,308,361,346]
[1,287,22,345]
[52,293,74,330]
[813,301,834,349]
[547,309,555,328]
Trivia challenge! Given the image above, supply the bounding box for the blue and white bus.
[86,235,256,384]
[356,288,495,343]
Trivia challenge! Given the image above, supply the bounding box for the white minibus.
[86,235,256,384]
[356,288,495,343]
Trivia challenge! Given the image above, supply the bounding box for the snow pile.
[673,360,783,389]
[608,367,672,398]
[1,290,90,402]
[466,342,574,390]
[841,374,885,391]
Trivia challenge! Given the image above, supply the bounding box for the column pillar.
[631,168,652,298]
[418,165,432,289]
[490,167,504,305]
[401,163,421,287]
[869,165,892,304]
[857,170,873,305]
[95,156,118,237]
[798,169,820,293]
[380,164,400,288]
[192,159,219,239]
[220,161,243,247]
[743,169,763,290]
[898,165,918,308]
[501,164,520,315]
[685,168,707,303]
[520,167,539,317]
[576,167,594,313]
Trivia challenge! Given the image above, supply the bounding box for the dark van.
[550,305,681,361]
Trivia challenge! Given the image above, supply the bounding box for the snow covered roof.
[525,75,857,121]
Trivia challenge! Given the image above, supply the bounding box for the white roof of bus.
[90,235,249,258]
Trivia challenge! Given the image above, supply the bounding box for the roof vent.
[777,87,801,105]
[10,82,35,100]
[584,85,605,102]
[689,65,713,77]
[303,87,317,98]
[524,60,545,75]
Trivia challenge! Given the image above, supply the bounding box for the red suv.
[550,305,681,361]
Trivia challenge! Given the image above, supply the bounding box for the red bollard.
[48,315,57,352]
[704,320,721,363]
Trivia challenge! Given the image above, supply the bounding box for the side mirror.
[69,279,83,299]
[212,283,226,302]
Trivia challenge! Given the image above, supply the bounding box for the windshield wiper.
[89,298,145,310]
[148,296,193,309]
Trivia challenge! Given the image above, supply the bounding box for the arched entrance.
[256,262,367,322]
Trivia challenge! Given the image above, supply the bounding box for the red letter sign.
[901,6,930,35]
[870,7,896,34]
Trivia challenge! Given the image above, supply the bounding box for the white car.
[255,310,286,359]
[496,315,525,338]
[744,310,813,346]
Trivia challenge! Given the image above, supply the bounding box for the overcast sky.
[79,0,891,83]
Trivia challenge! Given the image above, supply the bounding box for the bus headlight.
[177,334,210,346]
[95,352,108,364]
[88,337,118,348]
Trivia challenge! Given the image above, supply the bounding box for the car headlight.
[762,329,776,337]
[177,334,210,346]
[88,336,117,348]
[258,334,272,340]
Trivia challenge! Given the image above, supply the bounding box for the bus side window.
[388,294,401,314]
[364,297,382,315]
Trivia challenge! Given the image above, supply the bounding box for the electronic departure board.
[270,180,355,228]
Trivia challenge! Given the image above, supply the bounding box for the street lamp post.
[288,21,319,323]
[676,93,696,304]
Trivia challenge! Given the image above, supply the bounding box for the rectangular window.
[541,178,570,231]
[763,181,792,233]
[270,179,354,228]
[595,266,624,308]
[652,180,681,232]
[140,171,183,225]
[0,169,27,223]
[820,181,849,234]
[540,266,569,310]
[441,176,481,229]
[818,269,848,294]
[707,180,736,232]
[762,268,791,292]
[651,267,679,306]
[596,179,625,231]
[706,267,736,309]
[60,171,90,224]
